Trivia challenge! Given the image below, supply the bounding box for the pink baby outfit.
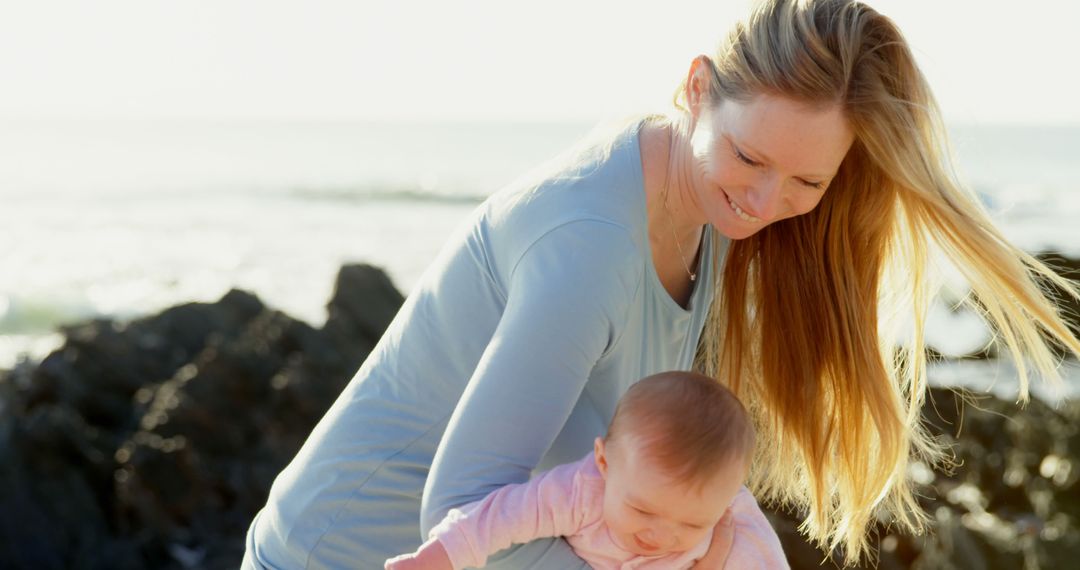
[427,452,789,569]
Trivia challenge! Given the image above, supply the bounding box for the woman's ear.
[594,436,609,479]
[685,54,715,120]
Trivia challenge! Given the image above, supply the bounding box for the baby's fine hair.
[605,371,755,490]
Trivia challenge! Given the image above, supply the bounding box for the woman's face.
[688,93,855,240]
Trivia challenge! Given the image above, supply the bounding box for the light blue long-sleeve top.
[243,119,729,569]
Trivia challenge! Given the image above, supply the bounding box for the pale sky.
[1,0,1077,124]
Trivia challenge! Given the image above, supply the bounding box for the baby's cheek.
[605,506,629,532]
[682,527,711,548]
[606,506,640,536]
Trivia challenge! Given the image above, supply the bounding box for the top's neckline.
[625,119,711,316]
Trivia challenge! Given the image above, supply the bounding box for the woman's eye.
[802,180,825,190]
[734,148,758,167]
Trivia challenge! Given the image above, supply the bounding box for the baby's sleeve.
[420,219,641,569]
[723,487,790,569]
[430,458,593,569]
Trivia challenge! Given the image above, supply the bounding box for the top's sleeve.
[722,488,790,570]
[429,458,592,569]
[420,219,642,569]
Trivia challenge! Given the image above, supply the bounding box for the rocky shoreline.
[0,260,1077,569]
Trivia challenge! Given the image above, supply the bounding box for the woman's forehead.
[714,94,854,176]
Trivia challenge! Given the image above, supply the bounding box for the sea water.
[1,118,1078,398]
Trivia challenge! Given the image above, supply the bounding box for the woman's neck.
[642,115,707,242]
[640,114,707,303]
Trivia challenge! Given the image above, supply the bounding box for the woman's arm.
[421,219,642,569]
[720,488,789,570]
[690,510,734,570]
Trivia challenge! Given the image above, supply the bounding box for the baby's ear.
[593,437,608,478]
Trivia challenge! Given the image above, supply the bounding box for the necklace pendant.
[690,274,696,282]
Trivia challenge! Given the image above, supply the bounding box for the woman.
[244,0,1080,567]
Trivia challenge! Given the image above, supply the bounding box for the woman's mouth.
[722,189,762,223]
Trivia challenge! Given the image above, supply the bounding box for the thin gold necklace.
[660,127,697,282]
[663,192,697,282]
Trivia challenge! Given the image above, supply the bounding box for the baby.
[385,371,788,569]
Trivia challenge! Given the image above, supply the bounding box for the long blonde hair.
[680,0,1080,564]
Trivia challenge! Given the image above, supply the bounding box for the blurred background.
[1,1,1078,568]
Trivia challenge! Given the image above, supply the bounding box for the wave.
[0,294,101,336]
[286,184,489,205]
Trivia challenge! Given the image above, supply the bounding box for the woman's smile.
[719,186,763,224]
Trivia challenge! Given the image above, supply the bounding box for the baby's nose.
[640,526,675,549]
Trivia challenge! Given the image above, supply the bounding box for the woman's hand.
[384,540,454,570]
[692,509,735,569]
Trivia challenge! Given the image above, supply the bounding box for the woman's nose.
[746,174,785,221]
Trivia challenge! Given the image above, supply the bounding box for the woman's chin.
[711,221,764,240]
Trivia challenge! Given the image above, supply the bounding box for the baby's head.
[593,371,755,556]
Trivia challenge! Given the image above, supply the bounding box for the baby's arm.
[384,538,454,570]
[389,458,590,570]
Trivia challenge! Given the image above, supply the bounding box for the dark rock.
[0,265,403,569]
[323,263,404,351]
[0,406,143,570]
[769,387,1080,568]
[21,290,265,431]
[1,259,1076,569]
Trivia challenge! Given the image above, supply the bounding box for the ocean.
[2,118,1078,398]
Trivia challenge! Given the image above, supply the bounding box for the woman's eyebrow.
[733,136,836,180]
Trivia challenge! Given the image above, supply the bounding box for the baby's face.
[593,436,744,557]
